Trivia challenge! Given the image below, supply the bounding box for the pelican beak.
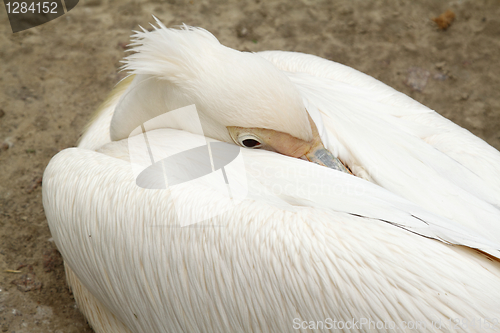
[304,141,351,174]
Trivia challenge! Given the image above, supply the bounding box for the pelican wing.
[257,51,500,244]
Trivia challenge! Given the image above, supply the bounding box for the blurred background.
[0,0,499,331]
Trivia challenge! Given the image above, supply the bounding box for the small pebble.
[12,308,22,316]
[405,67,430,91]
[433,10,455,30]
[1,137,14,150]
[237,26,249,38]
[433,73,447,81]
[435,61,446,69]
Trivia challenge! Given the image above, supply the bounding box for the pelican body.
[43,20,500,333]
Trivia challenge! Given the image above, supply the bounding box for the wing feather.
[257,50,500,197]
[257,51,500,243]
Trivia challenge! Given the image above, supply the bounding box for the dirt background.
[0,0,499,332]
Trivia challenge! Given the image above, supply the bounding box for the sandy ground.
[0,0,499,332]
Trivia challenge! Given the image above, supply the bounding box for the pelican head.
[110,20,349,173]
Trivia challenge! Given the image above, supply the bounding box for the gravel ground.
[0,0,499,331]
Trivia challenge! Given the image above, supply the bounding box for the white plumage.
[43,20,500,333]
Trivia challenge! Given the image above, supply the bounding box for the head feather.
[123,23,220,84]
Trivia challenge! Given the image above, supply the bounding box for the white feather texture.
[44,22,500,333]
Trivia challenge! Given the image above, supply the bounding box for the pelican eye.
[238,134,262,149]
[242,139,260,147]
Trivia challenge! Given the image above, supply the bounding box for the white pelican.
[43,20,500,333]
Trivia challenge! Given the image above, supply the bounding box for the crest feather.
[123,19,220,83]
